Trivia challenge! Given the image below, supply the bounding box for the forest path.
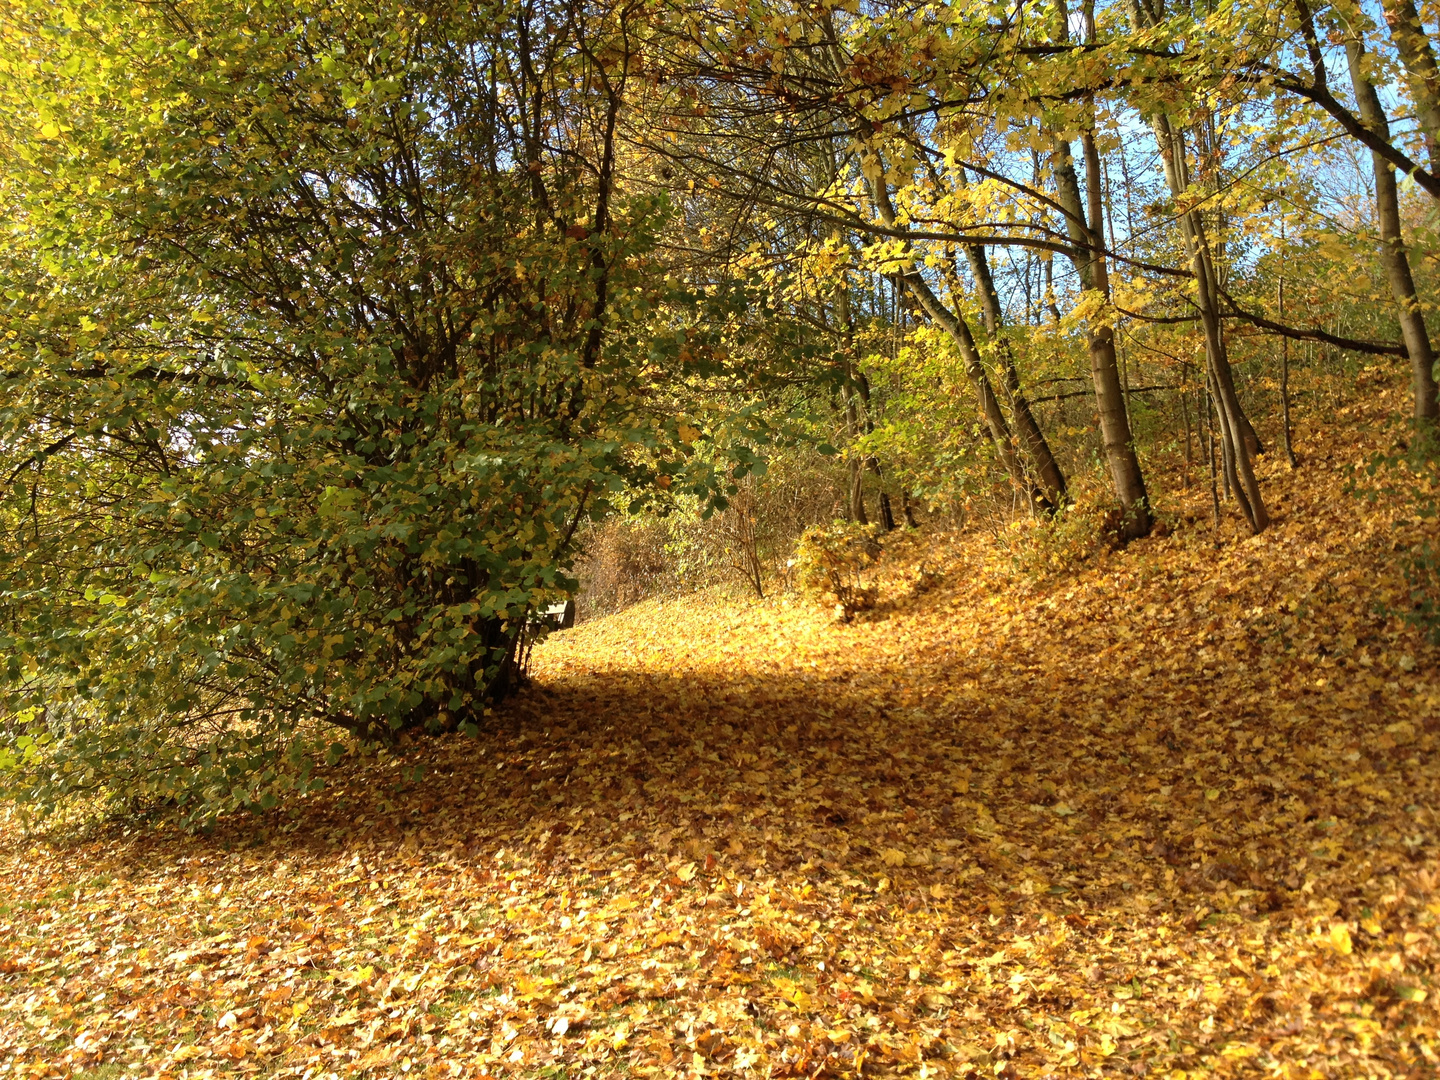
[1,384,1437,1078]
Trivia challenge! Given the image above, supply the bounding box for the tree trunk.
[837,283,872,524]
[1347,37,1440,423]
[1205,380,1221,533]
[1126,0,1263,459]
[1147,115,1269,532]
[866,167,1048,512]
[1050,136,1152,538]
[1181,382,1193,482]
[850,321,896,533]
[901,491,919,529]
[1381,0,1440,174]
[876,486,897,532]
[1043,256,1061,324]
[847,452,868,525]
[900,271,1040,509]
[961,240,1070,509]
[1047,1,1148,536]
[1278,220,1299,467]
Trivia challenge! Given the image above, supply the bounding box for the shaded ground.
[1,382,1438,1078]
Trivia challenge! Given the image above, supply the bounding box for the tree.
[1126,0,1269,532]
[1342,17,1440,422]
[0,0,723,820]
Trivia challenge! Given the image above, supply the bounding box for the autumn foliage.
[1,380,1436,1077]
[5,0,1440,1073]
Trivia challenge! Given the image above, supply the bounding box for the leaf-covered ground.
[3,382,1439,1078]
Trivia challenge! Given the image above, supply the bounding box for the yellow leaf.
[676,861,697,881]
[39,122,60,139]
[1329,923,1353,955]
[881,848,906,867]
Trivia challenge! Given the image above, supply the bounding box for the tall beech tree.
[1127,0,1269,532]
[1344,23,1440,422]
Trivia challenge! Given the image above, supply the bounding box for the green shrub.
[0,0,752,825]
[793,521,882,618]
[998,500,1110,577]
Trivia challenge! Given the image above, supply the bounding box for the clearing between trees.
[1,382,1437,1078]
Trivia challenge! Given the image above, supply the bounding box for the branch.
[1030,384,1177,404]
[1114,305,1200,324]
[1257,64,1440,203]
[4,432,80,487]
[1116,294,1416,358]
[1217,289,1413,356]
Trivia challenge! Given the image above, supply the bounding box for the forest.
[1,0,1439,1075]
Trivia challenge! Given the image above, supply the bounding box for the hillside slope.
[1,383,1437,1078]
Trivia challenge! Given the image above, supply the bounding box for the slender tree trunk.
[837,281,872,524]
[901,491,919,529]
[1205,380,1221,535]
[850,323,896,533]
[843,375,868,525]
[1381,0,1440,173]
[1030,150,1063,325]
[1023,250,1034,325]
[1156,120,1268,531]
[1048,0,1148,537]
[728,488,764,599]
[1043,256,1061,324]
[876,487,897,532]
[1280,333,1297,467]
[1278,218,1299,467]
[961,240,1069,509]
[1050,136,1152,537]
[1347,37,1440,423]
[899,270,1039,508]
[1112,28,1267,531]
[1215,375,1238,503]
[848,452,868,525]
[1181,381,1193,482]
[1126,4,1263,456]
[866,167,1048,512]
[1127,2,1268,538]
[857,378,896,533]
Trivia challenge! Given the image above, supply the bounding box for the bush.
[574,519,677,621]
[794,520,882,618]
[0,0,740,825]
[997,499,1110,577]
